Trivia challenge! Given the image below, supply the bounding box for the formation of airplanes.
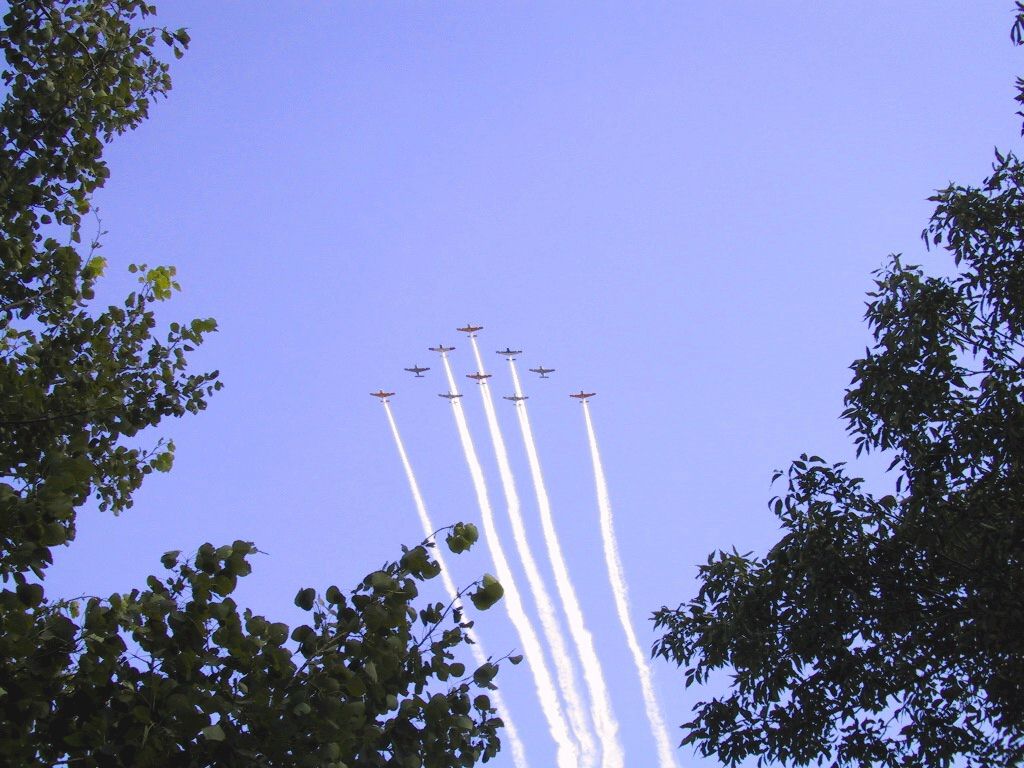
[376,389,596,402]
[375,326,597,405]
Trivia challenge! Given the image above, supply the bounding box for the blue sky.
[46,3,1021,765]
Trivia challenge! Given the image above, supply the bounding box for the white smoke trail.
[582,402,678,768]
[439,353,579,768]
[468,338,596,768]
[508,361,624,768]
[382,401,529,768]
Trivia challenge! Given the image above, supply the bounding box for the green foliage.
[0,3,513,766]
[654,11,1024,768]
[469,574,504,612]
[445,523,479,555]
[0,0,219,586]
[3,537,507,767]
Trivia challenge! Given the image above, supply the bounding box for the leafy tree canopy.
[0,3,513,766]
[654,9,1024,768]
[0,0,214,581]
[8,534,511,767]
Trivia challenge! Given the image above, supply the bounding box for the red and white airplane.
[404,364,429,377]
[438,392,463,400]
[466,372,492,381]
[529,366,555,378]
[456,324,483,335]
[370,390,395,401]
[569,391,596,401]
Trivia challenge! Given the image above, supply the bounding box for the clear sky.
[45,3,1021,766]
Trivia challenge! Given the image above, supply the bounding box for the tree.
[9,531,511,768]
[653,10,1024,768]
[0,3,511,765]
[0,0,214,578]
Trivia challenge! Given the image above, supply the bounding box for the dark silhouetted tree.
[654,8,1024,768]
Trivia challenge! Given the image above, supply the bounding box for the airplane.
[370,390,395,401]
[404,364,429,377]
[466,372,492,381]
[438,392,463,400]
[529,366,555,378]
[503,395,529,402]
[569,391,596,401]
[428,344,456,354]
[456,324,483,335]
[496,347,522,358]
